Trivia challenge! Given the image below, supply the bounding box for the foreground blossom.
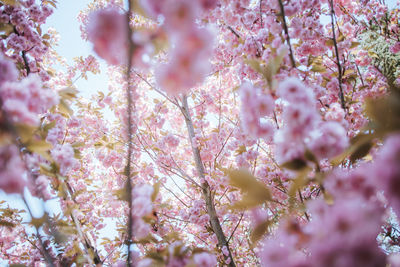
[0,145,25,194]
[87,7,127,65]
[0,74,59,125]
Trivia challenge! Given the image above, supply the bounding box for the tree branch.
[277,0,296,68]
[329,0,346,109]
[180,95,236,267]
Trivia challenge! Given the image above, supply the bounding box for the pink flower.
[87,7,127,65]
[133,183,154,198]
[172,27,214,58]
[308,121,348,159]
[163,134,180,148]
[325,103,346,123]
[390,42,400,54]
[0,55,18,84]
[277,78,315,105]
[239,82,275,139]
[306,197,386,267]
[132,196,153,217]
[0,145,26,194]
[132,218,151,239]
[155,53,210,95]
[372,134,400,217]
[154,3,215,95]
[324,166,378,200]
[221,246,229,256]
[0,74,59,125]
[162,0,200,33]
[198,0,218,10]
[274,136,305,164]
[50,144,78,176]
[2,99,38,125]
[193,252,217,267]
[251,207,269,226]
[140,0,164,18]
[282,104,318,140]
[260,219,307,267]
[35,175,51,200]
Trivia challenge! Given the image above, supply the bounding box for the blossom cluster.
[274,78,348,163]
[1,1,54,79]
[86,7,127,65]
[260,132,400,266]
[148,0,215,95]
[239,81,275,139]
[50,144,78,176]
[131,183,154,239]
[0,145,25,194]
[0,73,59,125]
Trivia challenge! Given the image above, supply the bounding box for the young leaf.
[229,169,272,209]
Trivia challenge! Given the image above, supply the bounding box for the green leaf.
[71,141,85,148]
[281,158,307,170]
[0,220,15,228]
[304,150,318,165]
[0,23,13,35]
[250,220,271,245]
[14,123,37,143]
[350,41,360,48]
[228,169,272,209]
[151,182,160,202]
[58,99,74,116]
[244,59,263,74]
[59,87,79,100]
[113,188,128,202]
[30,216,46,228]
[0,0,18,6]
[337,33,345,42]
[288,167,311,208]
[349,140,373,163]
[42,121,56,133]
[325,39,334,47]
[26,139,52,156]
[265,47,288,85]
[311,64,327,73]
[235,145,247,155]
[365,93,400,133]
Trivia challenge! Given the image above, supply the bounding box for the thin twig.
[227,213,244,243]
[132,70,180,107]
[355,63,365,87]
[259,0,264,27]
[22,197,56,267]
[329,0,346,109]
[227,25,241,39]
[297,189,310,221]
[277,0,296,68]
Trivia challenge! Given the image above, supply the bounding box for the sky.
[45,0,109,99]
[46,0,92,61]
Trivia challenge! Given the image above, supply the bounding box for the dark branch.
[277,0,296,68]
[329,0,346,110]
